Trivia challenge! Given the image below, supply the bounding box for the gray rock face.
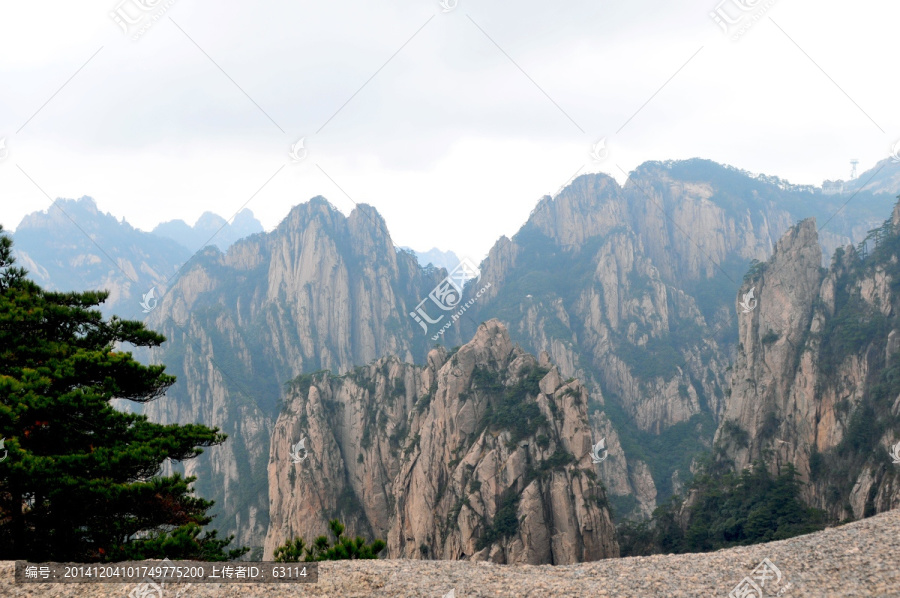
[469,167,792,516]
[717,218,823,473]
[130,163,896,550]
[145,197,454,550]
[469,164,896,520]
[265,320,619,564]
[717,204,900,520]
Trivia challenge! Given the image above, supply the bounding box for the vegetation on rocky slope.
[476,365,550,445]
[808,212,900,517]
[274,519,385,562]
[617,459,829,556]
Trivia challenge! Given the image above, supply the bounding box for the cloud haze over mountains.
[3,0,900,585]
[3,0,899,262]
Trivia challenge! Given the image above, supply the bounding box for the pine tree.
[274,519,386,562]
[0,225,247,561]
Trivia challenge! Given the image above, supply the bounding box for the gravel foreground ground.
[3,508,898,598]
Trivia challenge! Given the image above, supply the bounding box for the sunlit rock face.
[265,320,619,564]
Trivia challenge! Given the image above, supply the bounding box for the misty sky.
[1,0,898,262]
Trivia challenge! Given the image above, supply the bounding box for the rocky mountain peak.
[277,196,346,234]
[720,218,823,469]
[717,204,900,519]
[272,197,395,262]
[144,195,455,549]
[463,319,516,364]
[527,174,624,247]
[264,318,618,564]
[18,196,113,231]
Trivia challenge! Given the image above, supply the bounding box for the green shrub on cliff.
[274,519,386,562]
[618,460,829,556]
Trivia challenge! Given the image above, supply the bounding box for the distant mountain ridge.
[7,158,900,554]
[9,197,264,318]
[153,209,263,253]
[840,156,900,196]
[11,196,189,319]
[143,159,900,552]
[401,246,461,272]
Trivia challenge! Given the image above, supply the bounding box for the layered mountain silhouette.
[10,197,189,320]
[5,158,900,558]
[400,246,462,272]
[10,198,263,319]
[152,209,264,253]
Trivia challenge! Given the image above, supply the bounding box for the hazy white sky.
[1,0,898,261]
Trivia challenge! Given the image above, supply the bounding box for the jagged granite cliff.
[468,164,795,518]
[466,162,897,520]
[144,197,460,552]
[265,320,618,564]
[717,202,900,521]
[73,160,892,550]
[8,159,900,560]
[144,162,897,546]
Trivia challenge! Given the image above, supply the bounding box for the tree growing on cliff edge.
[274,519,386,562]
[0,225,247,561]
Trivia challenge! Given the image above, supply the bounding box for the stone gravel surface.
[3,508,898,597]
